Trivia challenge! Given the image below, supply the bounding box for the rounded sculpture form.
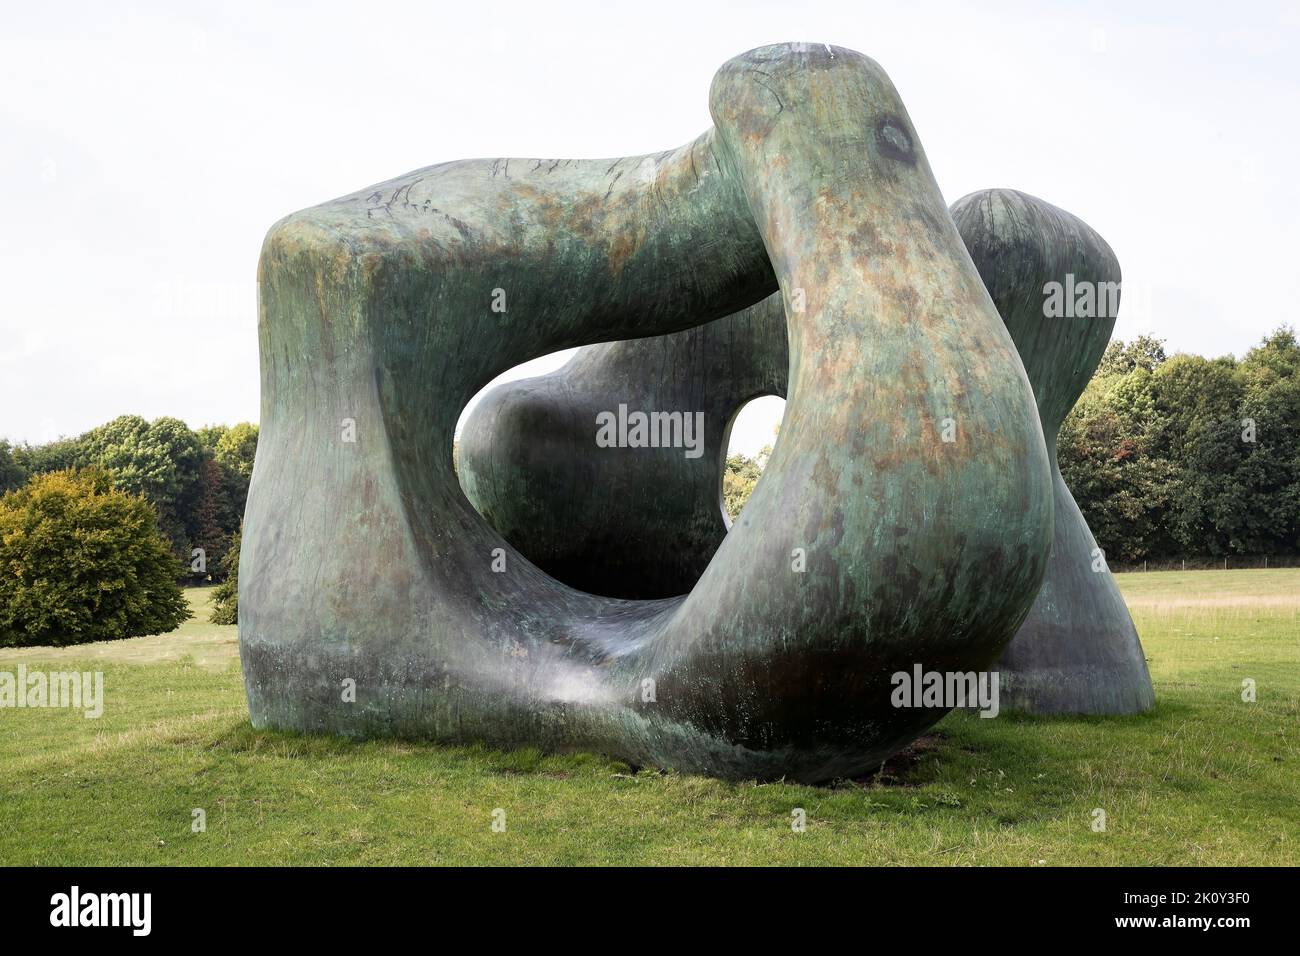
[952,189,1154,714]
[462,191,1154,717]
[241,43,1054,782]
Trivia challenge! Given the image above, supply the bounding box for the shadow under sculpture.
[240,43,1057,783]
[463,189,1154,716]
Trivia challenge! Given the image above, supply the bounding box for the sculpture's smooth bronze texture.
[463,190,1153,715]
[952,190,1153,713]
[241,42,1140,783]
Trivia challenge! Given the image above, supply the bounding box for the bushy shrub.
[0,469,191,646]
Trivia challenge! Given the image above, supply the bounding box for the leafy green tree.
[196,424,229,456]
[1234,328,1300,553]
[11,436,84,476]
[1097,335,1168,376]
[1146,354,1245,555]
[723,452,763,520]
[80,415,204,557]
[1171,416,1253,555]
[0,441,27,493]
[723,439,774,520]
[192,456,234,579]
[0,469,191,646]
[214,422,257,527]
[214,423,258,479]
[5,417,255,573]
[1060,327,1300,562]
[1057,382,1179,563]
[1149,354,1242,460]
[209,529,240,625]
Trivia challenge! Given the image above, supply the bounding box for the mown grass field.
[1,571,1296,865]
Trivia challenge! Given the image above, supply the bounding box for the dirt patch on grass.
[841,733,945,789]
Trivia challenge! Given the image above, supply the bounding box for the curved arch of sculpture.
[240,43,1053,782]
[951,190,1154,713]
[461,189,1154,715]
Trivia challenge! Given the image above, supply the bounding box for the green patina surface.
[241,43,1051,782]
[953,190,1152,714]
[461,188,1152,716]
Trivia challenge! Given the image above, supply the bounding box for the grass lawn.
[1,572,1296,865]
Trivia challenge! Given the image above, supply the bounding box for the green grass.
[1,575,1296,865]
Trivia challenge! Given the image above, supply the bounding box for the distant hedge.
[0,469,191,646]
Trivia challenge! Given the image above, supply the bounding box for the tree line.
[1059,328,1300,565]
[0,417,255,642]
[1,415,255,577]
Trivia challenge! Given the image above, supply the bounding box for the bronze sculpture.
[463,189,1153,715]
[241,42,1147,784]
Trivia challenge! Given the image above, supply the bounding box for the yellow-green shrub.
[0,469,190,646]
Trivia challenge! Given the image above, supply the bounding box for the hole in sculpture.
[722,395,786,527]
[453,354,786,600]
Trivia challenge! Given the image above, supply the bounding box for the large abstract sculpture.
[462,190,1154,715]
[242,41,1131,783]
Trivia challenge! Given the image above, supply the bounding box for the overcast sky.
[2,0,1296,454]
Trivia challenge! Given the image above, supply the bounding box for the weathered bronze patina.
[241,43,1060,781]
[463,190,1154,715]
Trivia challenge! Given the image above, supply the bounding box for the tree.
[5,416,256,573]
[1057,383,1179,563]
[723,439,774,520]
[192,457,233,579]
[196,424,229,456]
[723,452,763,520]
[1097,335,1168,376]
[1058,326,1300,562]
[11,436,83,476]
[1149,354,1242,460]
[209,529,240,625]
[214,422,258,479]
[79,415,204,558]
[214,423,257,526]
[1146,354,1245,555]
[0,441,27,493]
[0,469,191,646]
[1234,327,1300,553]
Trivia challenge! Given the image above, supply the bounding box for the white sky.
[2,1,1297,456]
